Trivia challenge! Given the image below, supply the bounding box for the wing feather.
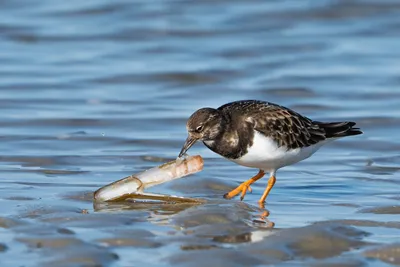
[218,100,327,149]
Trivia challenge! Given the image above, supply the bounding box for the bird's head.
[178,108,223,157]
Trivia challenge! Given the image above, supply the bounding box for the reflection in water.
[93,199,275,231]
[0,0,399,265]
[93,200,202,216]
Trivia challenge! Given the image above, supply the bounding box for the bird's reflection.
[93,197,275,241]
[253,204,274,228]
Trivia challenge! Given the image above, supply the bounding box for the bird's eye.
[196,125,203,132]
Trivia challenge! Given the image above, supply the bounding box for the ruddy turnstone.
[178,100,362,205]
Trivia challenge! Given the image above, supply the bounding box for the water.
[0,0,399,266]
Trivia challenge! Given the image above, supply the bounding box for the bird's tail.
[316,121,363,138]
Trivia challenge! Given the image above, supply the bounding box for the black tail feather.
[315,121,363,138]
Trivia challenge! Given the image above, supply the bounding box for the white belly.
[230,131,328,172]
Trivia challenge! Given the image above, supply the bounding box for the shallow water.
[0,0,399,266]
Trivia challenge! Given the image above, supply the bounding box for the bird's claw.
[223,193,231,199]
[224,182,252,201]
[239,184,252,201]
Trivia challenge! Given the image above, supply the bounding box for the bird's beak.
[178,135,198,158]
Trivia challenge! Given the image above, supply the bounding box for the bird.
[178,100,362,205]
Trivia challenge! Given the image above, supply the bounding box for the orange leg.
[224,170,265,201]
[258,175,276,204]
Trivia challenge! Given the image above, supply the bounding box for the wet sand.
[0,0,399,266]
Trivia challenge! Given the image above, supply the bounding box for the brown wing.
[218,100,326,149]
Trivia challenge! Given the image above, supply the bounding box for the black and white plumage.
[178,100,362,204]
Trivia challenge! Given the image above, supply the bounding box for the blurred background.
[0,0,399,266]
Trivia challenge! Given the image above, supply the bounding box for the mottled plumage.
[217,100,361,151]
[178,100,362,205]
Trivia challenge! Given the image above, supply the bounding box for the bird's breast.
[202,130,247,159]
[230,131,325,171]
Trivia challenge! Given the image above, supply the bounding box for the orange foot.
[223,181,253,201]
[223,170,265,201]
[257,175,276,204]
